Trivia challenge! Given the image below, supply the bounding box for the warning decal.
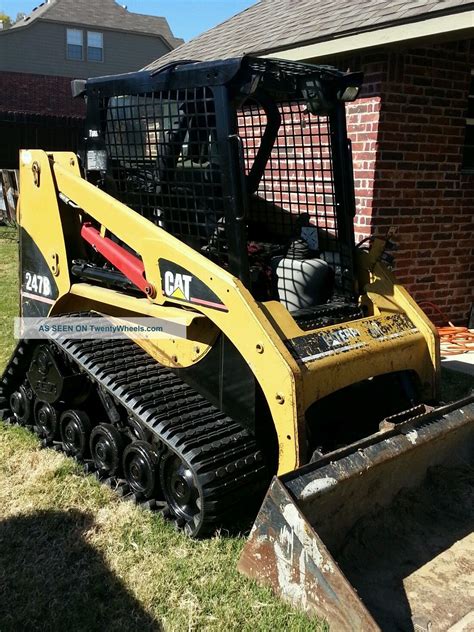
[286,314,418,363]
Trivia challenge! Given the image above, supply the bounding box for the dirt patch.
[337,465,474,631]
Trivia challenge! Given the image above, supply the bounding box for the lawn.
[0,226,472,632]
[0,225,320,631]
[0,226,18,367]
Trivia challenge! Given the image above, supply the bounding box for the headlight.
[301,71,364,114]
[339,85,361,102]
[337,72,364,102]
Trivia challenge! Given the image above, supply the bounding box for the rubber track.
[1,332,267,536]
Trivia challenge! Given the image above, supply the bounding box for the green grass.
[0,225,321,631]
[0,424,319,632]
[0,226,18,367]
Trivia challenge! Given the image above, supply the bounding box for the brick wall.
[344,53,386,243]
[347,96,382,243]
[0,71,85,117]
[371,40,474,324]
[335,42,474,324]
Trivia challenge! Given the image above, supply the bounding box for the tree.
[0,12,12,29]
[15,12,26,23]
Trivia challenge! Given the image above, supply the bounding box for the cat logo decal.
[159,260,228,312]
[163,271,193,301]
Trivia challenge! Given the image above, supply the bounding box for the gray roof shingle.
[12,0,183,48]
[145,0,474,71]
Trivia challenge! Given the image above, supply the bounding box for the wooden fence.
[0,110,84,226]
[0,111,83,170]
[0,169,18,226]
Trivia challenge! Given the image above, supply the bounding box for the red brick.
[0,71,85,117]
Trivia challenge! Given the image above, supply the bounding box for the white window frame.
[66,28,83,61]
[87,31,104,63]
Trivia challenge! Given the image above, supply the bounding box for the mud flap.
[239,396,474,631]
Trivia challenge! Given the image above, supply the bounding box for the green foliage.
[0,12,12,28]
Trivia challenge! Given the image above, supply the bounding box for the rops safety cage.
[78,57,362,305]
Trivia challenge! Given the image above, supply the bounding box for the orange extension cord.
[419,301,474,356]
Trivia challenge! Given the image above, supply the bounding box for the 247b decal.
[24,272,52,297]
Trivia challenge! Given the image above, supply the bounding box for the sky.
[0,1,256,41]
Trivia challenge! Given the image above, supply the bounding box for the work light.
[337,72,364,102]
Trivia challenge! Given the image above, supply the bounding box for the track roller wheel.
[127,417,149,442]
[159,449,203,536]
[90,424,123,477]
[34,400,58,444]
[60,410,91,458]
[9,385,32,425]
[123,441,159,500]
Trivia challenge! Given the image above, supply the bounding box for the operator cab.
[79,56,363,330]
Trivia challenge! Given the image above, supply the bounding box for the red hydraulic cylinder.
[80,223,156,298]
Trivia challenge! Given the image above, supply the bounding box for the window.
[66,29,104,63]
[67,28,83,61]
[462,71,474,172]
[87,31,103,62]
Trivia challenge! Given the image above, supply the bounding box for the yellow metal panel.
[65,283,202,324]
[60,283,220,368]
[47,152,304,473]
[360,249,439,400]
[18,150,73,314]
[299,325,431,409]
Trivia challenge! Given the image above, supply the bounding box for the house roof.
[146,0,474,71]
[11,0,183,48]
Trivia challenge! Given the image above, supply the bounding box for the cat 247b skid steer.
[2,57,473,630]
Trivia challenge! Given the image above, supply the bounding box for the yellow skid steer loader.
[1,57,472,630]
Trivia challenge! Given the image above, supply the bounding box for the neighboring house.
[147,0,474,324]
[0,0,182,167]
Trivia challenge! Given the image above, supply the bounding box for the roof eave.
[3,17,178,50]
[260,10,474,61]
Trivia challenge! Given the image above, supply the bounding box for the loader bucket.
[239,396,474,631]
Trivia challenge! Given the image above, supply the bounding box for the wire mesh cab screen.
[89,57,356,310]
[103,87,224,257]
[240,97,353,304]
